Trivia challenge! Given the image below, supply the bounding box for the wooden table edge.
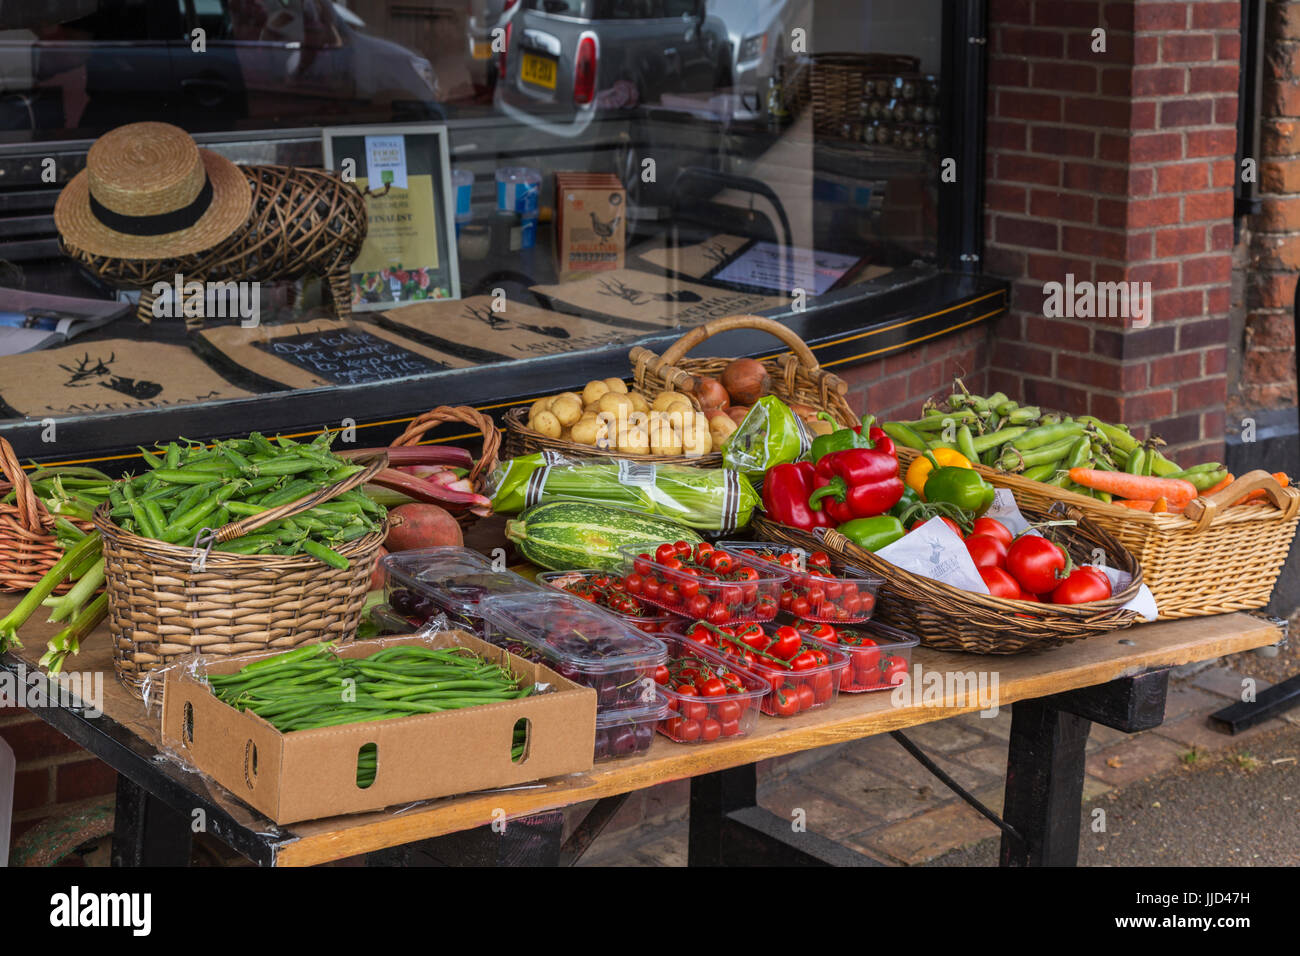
[270,615,1282,866]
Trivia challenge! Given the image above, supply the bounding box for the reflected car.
[707,0,810,119]
[0,0,439,134]
[495,0,730,121]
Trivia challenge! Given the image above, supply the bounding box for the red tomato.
[768,626,802,659]
[715,700,742,723]
[686,593,710,618]
[807,647,830,667]
[624,573,644,594]
[706,602,730,625]
[790,596,812,618]
[796,683,816,710]
[809,551,832,570]
[696,677,727,698]
[979,566,1024,599]
[719,717,742,737]
[665,717,701,741]
[700,718,722,742]
[673,540,692,556]
[1006,535,1067,595]
[660,583,681,606]
[910,516,964,537]
[1050,567,1113,605]
[653,665,670,685]
[655,543,677,563]
[803,622,838,642]
[965,533,1009,569]
[971,516,1014,547]
[849,636,880,670]
[694,542,714,564]
[770,685,800,716]
[881,656,908,686]
[811,670,834,702]
[789,650,817,671]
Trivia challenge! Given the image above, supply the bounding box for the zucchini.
[505,501,703,572]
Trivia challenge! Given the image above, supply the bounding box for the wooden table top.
[1,591,1279,867]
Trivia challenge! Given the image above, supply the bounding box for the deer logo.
[463,303,570,339]
[59,352,163,400]
[596,277,703,306]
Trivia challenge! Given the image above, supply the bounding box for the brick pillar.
[984,0,1240,461]
[1237,1,1300,413]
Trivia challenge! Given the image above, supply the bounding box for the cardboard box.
[161,631,597,824]
[554,172,626,281]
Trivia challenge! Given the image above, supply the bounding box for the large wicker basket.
[806,52,920,137]
[752,505,1145,655]
[896,447,1300,619]
[94,452,387,697]
[62,164,367,326]
[391,405,501,530]
[0,438,96,592]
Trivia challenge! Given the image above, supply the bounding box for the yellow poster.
[350,174,449,306]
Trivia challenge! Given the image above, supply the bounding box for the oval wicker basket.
[501,403,723,468]
[752,505,1145,655]
[806,52,921,137]
[0,438,96,593]
[94,452,387,698]
[391,405,502,530]
[896,447,1300,620]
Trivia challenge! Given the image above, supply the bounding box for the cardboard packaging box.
[554,172,626,281]
[161,631,597,825]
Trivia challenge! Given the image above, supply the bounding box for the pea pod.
[1008,421,1085,451]
[882,422,930,451]
[1064,436,1091,471]
[956,425,980,463]
[1126,447,1147,475]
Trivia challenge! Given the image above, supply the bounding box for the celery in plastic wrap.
[487,454,759,531]
[721,396,812,480]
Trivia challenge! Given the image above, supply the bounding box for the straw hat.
[54,122,252,260]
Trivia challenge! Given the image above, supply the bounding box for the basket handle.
[391,406,501,489]
[209,451,388,544]
[0,437,51,533]
[1182,469,1300,532]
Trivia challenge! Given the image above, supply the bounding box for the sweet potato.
[385,503,463,552]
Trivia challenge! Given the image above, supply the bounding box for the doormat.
[530,268,787,327]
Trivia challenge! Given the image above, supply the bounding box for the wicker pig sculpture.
[61,164,370,327]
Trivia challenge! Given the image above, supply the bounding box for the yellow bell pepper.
[904,447,972,500]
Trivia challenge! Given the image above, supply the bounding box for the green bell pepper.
[889,485,922,520]
[923,464,996,516]
[836,515,905,553]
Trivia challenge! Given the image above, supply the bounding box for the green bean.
[138,446,164,470]
[150,468,226,485]
[302,539,348,569]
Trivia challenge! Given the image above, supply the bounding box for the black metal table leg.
[999,669,1171,867]
[998,699,1091,866]
[689,763,879,866]
[111,773,195,867]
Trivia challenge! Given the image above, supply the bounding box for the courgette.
[505,501,703,572]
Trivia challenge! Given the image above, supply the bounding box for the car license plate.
[521,53,557,90]
[472,41,492,60]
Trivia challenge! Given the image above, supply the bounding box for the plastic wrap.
[487,452,759,531]
[721,396,812,480]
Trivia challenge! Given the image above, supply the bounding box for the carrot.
[1201,472,1234,496]
[1236,472,1290,505]
[1067,468,1198,505]
[1115,499,1156,511]
[1152,497,1168,513]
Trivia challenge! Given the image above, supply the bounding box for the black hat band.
[88,175,214,237]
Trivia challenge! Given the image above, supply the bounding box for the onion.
[691,376,730,415]
[721,358,771,406]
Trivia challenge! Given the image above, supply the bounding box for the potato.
[597,391,634,417]
[652,390,689,412]
[649,415,683,456]
[531,409,562,439]
[554,391,582,409]
[621,427,650,456]
[603,377,628,394]
[550,394,583,427]
[628,391,650,413]
[528,395,554,422]
[680,413,712,457]
[570,416,604,446]
[594,412,619,450]
[583,380,610,407]
[709,411,738,447]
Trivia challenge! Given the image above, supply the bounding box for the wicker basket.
[807,52,920,137]
[94,452,387,698]
[501,404,723,468]
[62,164,367,327]
[0,438,96,592]
[391,405,501,530]
[752,505,1145,655]
[896,447,1300,619]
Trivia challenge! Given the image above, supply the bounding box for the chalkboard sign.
[252,328,448,385]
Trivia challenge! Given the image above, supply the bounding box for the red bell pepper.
[854,414,895,457]
[762,462,832,530]
[807,447,905,524]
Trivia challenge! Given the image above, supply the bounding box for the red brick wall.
[1,709,116,848]
[1235,0,1300,414]
[837,323,992,422]
[983,0,1240,461]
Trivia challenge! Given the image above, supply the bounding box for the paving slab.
[1085,733,1187,788]
[1191,666,1271,702]
[758,780,882,841]
[853,799,1001,865]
